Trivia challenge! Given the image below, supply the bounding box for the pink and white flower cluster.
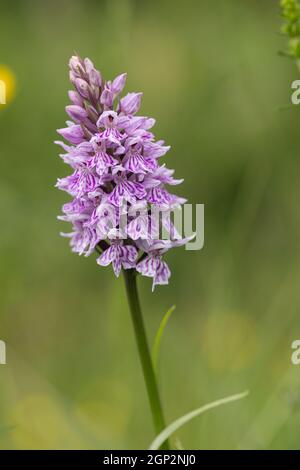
[56,56,189,290]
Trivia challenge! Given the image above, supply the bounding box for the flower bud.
[100,88,114,107]
[68,90,83,107]
[111,73,127,95]
[84,58,102,87]
[119,92,143,115]
[74,78,90,98]
[57,125,85,144]
[66,105,88,122]
[69,55,84,75]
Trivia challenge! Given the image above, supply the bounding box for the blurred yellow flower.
[0,64,16,106]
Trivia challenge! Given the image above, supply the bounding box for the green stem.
[123,268,170,450]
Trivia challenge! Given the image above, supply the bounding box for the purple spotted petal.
[126,215,150,240]
[136,255,171,290]
[124,154,152,174]
[136,255,157,277]
[120,245,138,269]
[112,257,122,277]
[108,182,127,207]
[152,258,171,290]
[96,245,116,266]
[90,151,117,175]
[147,187,171,205]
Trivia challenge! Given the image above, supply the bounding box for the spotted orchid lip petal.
[136,255,171,291]
[56,55,190,288]
[126,215,150,240]
[97,241,137,277]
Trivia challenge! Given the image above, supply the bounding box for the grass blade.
[148,390,249,450]
[152,305,176,373]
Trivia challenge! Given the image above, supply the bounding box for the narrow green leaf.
[148,390,249,450]
[152,305,176,373]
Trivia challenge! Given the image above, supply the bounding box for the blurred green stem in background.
[280,0,300,71]
[123,269,170,450]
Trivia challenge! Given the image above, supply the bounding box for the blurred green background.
[1,0,300,450]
